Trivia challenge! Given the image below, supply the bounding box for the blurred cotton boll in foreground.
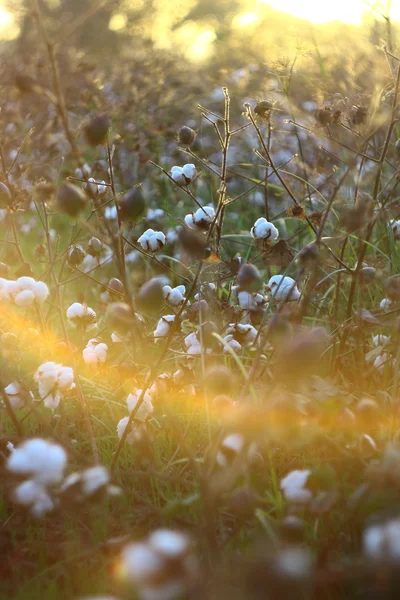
[120,529,197,600]
[363,518,400,561]
[280,470,312,504]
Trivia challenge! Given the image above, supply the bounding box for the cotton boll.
[280,470,312,504]
[81,465,110,496]
[67,302,97,330]
[380,298,392,312]
[14,289,35,307]
[237,290,264,311]
[186,206,215,230]
[83,339,108,365]
[154,315,176,340]
[148,529,190,559]
[251,217,279,241]
[57,366,75,390]
[16,276,36,291]
[184,213,196,228]
[7,438,67,485]
[33,281,49,303]
[13,480,55,517]
[182,163,196,181]
[163,285,185,306]
[67,302,85,320]
[222,334,242,352]
[122,542,165,582]
[171,164,197,186]
[364,519,400,560]
[216,433,245,467]
[126,390,154,421]
[138,229,166,253]
[4,381,27,410]
[267,275,301,302]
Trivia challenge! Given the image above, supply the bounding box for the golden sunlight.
[257,0,400,25]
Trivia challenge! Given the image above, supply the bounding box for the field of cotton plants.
[3,1,400,599]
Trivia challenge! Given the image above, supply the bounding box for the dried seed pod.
[108,277,124,296]
[106,302,135,331]
[83,113,110,146]
[178,226,208,260]
[178,125,197,146]
[315,106,333,126]
[67,245,86,267]
[119,186,146,221]
[136,278,164,315]
[254,100,274,118]
[87,237,103,256]
[56,183,87,217]
[237,263,262,292]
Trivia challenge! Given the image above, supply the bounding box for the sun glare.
[258,0,400,25]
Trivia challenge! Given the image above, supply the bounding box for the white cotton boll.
[81,465,110,496]
[182,163,196,181]
[117,416,145,445]
[14,479,44,505]
[35,362,59,388]
[184,213,196,228]
[57,366,74,390]
[372,334,390,347]
[122,542,164,582]
[222,334,242,352]
[163,284,185,306]
[127,390,154,421]
[154,315,175,340]
[138,229,166,253]
[31,489,55,518]
[147,208,164,221]
[251,217,279,241]
[148,530,190,559]
[226,323,257,347]
[43,390,62,410]
[85,177,98,196]
[184,332,202,355]
[4,381,25,410]
[217,433,244,467]
[280,469,312,504]
[391,219,400,240]
[380,298,392,312]
[0,278,11,302]
[33,281,49,303]
[364,519,400,560]
[14,289,35,307]
[237,290,264,311]
[67,302,85,320]
[7,441,15,453]
[268,275,301,302]
[7,438,67,485]
[16,276,36,291]
[373,353,392,372]
[83,339,108,365]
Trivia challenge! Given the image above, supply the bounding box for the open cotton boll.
[13,480,55,517]
[251,217,279,241]
[154,315,176,339]
[83,339,108,365]
[226,323,258,347]
[171,163,197,185]
[162,284,185,306]
[372,334,390,347]
[237,290,264,311]
[4,381,30,410]
[380,297,392,312]
[280,469,312,504]
[67,302,97,330]
[137,229,166,253]
[0,278,11,302]
[33,281,49,303]
[363,519,400,560]
[122,541,165,582]
[267,275,301,302]
[126,390,154,421]
[185,206,215,230]
[148,529,190,559]
[222,334,242,352]
[16,276,36,291]
[184,332,202,355]
[14,289,35,307]
[7,438,68,485]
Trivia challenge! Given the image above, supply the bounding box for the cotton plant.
[6,438,67,517]
[162,284,186,306]
[170,163,197,186]
[120,529,197,600]
[267,275,301,302]
[0,276,49,307]
[184,205,215,230]
[34,361,75,409]
[251,217,279,242]
[67,302,97,331]
[216,433,258,468]
[137,228,166,252]
[82,338,108,365]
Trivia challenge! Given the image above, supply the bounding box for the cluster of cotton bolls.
[0,276,49,307]
[6,439,67,517]
[34,361,75,409]
[67,302,97,331]
[162,284,186,306]
[120,529,197,600]
[82,338,108,365]
[6,439,119,517]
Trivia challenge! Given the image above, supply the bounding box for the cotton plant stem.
[110,261,203,474]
